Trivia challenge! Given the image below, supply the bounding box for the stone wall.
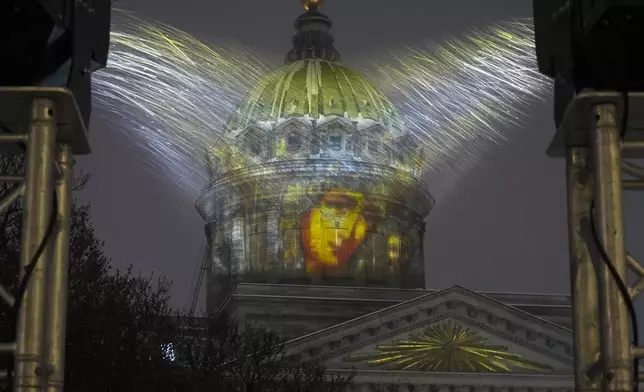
[222,283,572,339]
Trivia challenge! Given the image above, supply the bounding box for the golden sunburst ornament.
[344,321,553,373]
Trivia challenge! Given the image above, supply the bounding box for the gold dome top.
[227,59,403,132]
[302,0,323,11]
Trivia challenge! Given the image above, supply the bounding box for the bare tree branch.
[172,312,355,391]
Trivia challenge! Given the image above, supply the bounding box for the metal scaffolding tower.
[0,87,89,392]
[549,92,644,392]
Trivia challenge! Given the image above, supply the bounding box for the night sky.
[77,0,644,319]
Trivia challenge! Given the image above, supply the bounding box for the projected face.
[301,190,368,272]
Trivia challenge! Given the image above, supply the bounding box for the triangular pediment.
[273,117,311,135]
[235,124,267,139]
[283,286,573,375]
[358,122,388,135]
[317,116,353,131]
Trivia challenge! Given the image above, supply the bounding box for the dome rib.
[227,59,403,131]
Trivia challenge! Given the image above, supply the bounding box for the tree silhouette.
[0,156,176,392]
[62,203,177,392]
[174,311,355,392]
[0,155,357,391]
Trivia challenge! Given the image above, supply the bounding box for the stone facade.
[220,284,574,390]
[222,283,572,339]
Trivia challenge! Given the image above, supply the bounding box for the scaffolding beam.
[550,91,644,392]
[0,87,89,392]
[567,146,601,392]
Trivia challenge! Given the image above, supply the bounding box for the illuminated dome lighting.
[227,58,404,133]
[197,2,434,311]
[210,57,418,176]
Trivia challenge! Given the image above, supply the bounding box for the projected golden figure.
[301,190,368,272]
[387,234,409,264]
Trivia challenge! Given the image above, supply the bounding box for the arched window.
[249,140,262,155]
[368,140,379,154]
[288,98,299,113]
[329,134,342,150]
[394,144,406,164]
[283,229,301,268]
[350,136,364,157]
[286,133,302,153]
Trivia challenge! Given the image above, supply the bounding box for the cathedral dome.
[205,2,429,179]
[198,2,434,306]
[227,58,404,134]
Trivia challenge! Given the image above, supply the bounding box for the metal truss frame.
[549,92,644,392]
[0,87,88,392]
